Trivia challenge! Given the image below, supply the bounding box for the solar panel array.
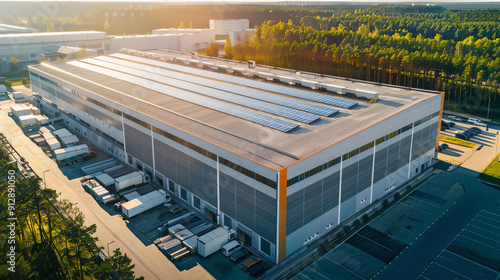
[67,61,299,133]
[111,53,358,109]
[96,56,338,117]
[82,58,321,124]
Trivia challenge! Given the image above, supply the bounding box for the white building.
[0,24,37,34]
[29,49,443,264]
[209,19,250,38]
[0,31,108,62]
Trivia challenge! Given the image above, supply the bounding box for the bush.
[3,81,12,88]
[382,199,389,207]
[22,78,30,85]
[394,192,401,200]
[362,214,369,222]
[343,225,351,233]
[337,231,345,239]
[353,219,361,227]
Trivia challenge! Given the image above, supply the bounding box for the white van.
[222,240,243,257]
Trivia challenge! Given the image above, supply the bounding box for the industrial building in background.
[28,49,443,264]
[0,23,37,34]
[0,19,254,65]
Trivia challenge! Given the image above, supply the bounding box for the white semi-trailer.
[114,171,150,192]
[54,144,91,166]
[197,227,236,258]
[121,190,167,219]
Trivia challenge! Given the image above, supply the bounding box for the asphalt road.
[374,165,500,279]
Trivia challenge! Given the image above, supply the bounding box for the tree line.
[220,7,500,119]
[0,140,143,279]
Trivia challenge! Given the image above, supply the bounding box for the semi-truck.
[114,171,150,192]
[197,227,236,257]
[121,189,167,219]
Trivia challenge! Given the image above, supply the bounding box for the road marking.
[297,273,311,280]
[476,214,500,226]
[406,195,440,208]
[309,268,330,280]
[444,250,500,275]
[398,201,431,215]
[463,229,500,245]
[354,233,394,252]
[393,224,411,233]
[458,235,500,252]
[468,224,500,238]
[329,259,366,280]
[480,210,500,219]
[433,261,473,280]
[473,219,500,231]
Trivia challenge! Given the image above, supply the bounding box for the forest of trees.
[221,7,500,119]
[0,140,143,280]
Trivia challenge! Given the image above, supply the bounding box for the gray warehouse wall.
[220,171,277,243]
[154,138,218,208]
[124,124,153,168]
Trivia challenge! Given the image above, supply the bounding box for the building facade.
[28,50,443,264]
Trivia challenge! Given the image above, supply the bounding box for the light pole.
[42,170,49,186]
[107,240,115,257]
[496,131,499,156]
[487,95,491,119]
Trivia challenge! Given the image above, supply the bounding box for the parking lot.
[418,210,500,280]
[293,169,465,280]
[438,114,499,168]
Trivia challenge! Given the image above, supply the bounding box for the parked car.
[469,127,482,133]
[455,133,468,140]
[473,121,486,127]
[468,117,480,123]
[461,131,474,138]
[248,263,271,277]
[441,120,449,129]
[451,116,464,122]
[230,249,250,263]
[222,240,243,257]
[240,256,262,272]
[448,122,455,127]
[465,129,478,136]
[440,143,449,150]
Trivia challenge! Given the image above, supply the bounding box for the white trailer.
[54,144,90,161]
[10,104,31,117]
[46,138,61,150]
[121,190,166,219]
[197,227,236,258]
[114,171,148,192]
[19,115,37,126]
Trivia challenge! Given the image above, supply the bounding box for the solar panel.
[97,56,339,117]
[66,61,299,133]
[82,58,321,124]
[111,53,358,109]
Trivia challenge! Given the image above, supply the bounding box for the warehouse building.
[0,23,37,34]
[28,49,443,264]
[0,31,109,62]
[1,30,214,64]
